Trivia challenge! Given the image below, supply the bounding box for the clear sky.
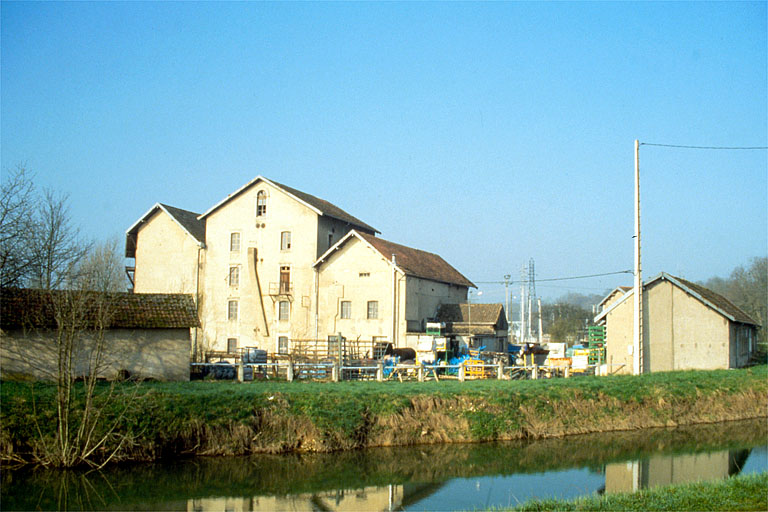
[2,1,766,303]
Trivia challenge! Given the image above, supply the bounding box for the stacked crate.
[587,326,606,365]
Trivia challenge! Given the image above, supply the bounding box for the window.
[278,336,289,355]
[230,232,241,252]
[229,266,239,287]
[359,272,370,278]
[279,266,291,294]
[278,300,290,321]
[367,301,378,319]
[340,300,351,319]
[328,233,334,248]
[256,190,267,217]
[227,338,238,354]
[281,231,291,251]
[227,300,238,321]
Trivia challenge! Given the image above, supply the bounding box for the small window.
[256,190,267,217]
[367,301,378,319]
[229,266,239,287]
[281,231,291,251]
[230,232,241,252]
[340,300,351,319]
[227,338,238,354]
[278,300,290,321]
[359,272,370,278]
[227,300,238,321]
[328,233,333,248]
[278,336,289,355]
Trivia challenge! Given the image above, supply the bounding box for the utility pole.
[504,274,511,345]
[519,266,526,344]
[537,297,543,345]
[633,139,643,375]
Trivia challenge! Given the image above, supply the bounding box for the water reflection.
[2,418,765,511]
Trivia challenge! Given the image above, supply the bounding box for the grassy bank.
[1,365,766,466]
[511,471,768,511]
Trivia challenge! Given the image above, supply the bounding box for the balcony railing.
[269,282,293,295]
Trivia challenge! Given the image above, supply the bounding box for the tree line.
[0,165,124,291]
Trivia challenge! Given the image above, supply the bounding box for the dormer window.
[256,191,267,217]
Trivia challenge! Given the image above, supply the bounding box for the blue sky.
[2,1,766,303]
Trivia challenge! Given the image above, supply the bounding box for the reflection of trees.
[729,449,752,477]
[2,418,765,510]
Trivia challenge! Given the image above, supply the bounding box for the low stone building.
[435,303,509,352]
[595,273,759,374]
[0,288,198,381]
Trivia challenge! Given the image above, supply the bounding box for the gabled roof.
[0,288,199,329]
[436,303,507,325]
[598,286,633,308]
[125,203,205,257]
[315,230,475,288]
[666,274,758,326]
[198,176,378,234]
[436,303,508,336]
[593,273,759,326]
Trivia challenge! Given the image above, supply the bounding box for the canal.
[2,418,766,511]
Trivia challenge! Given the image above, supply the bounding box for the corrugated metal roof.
[0,288,199,329]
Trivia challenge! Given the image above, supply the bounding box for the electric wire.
[473,269,632,285]
[640,142,768,150]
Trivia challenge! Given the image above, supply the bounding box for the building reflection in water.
[188,484,406,512]
[604,449,751,494]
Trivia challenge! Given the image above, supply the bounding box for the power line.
[473,269,632,285]
[640,142,768,150]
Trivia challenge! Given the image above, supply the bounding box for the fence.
[195,338,619,383]
[191,358,621,383]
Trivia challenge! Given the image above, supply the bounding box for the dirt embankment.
[174,387,766,458]
[2,368,767,465]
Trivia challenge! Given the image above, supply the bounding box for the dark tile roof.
[269,180,378,234]
[358,232,475,288]
[436,303,505,325]
[159,204,206,244]
[0,288,199,330]
[669,275,759,326]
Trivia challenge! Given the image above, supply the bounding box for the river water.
[2,418,766,511]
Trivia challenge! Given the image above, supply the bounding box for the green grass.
[508,471,768,511]
[2,365,766,466]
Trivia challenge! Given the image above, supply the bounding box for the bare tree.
[29,189,91,290]
[0,165,37,287]
[2,168,134,467]
[35,239,135,468]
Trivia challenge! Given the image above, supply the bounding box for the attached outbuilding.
[0,288,199,381]
[595,273,760,374]
[435,303,509,352]
[313,230,475,348]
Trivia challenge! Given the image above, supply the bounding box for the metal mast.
[527,258,536,342]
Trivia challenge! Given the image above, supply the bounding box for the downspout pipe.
[392,254,397,347]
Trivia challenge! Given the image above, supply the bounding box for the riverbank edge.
[508,470,768,511]
[2,366,767,465]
